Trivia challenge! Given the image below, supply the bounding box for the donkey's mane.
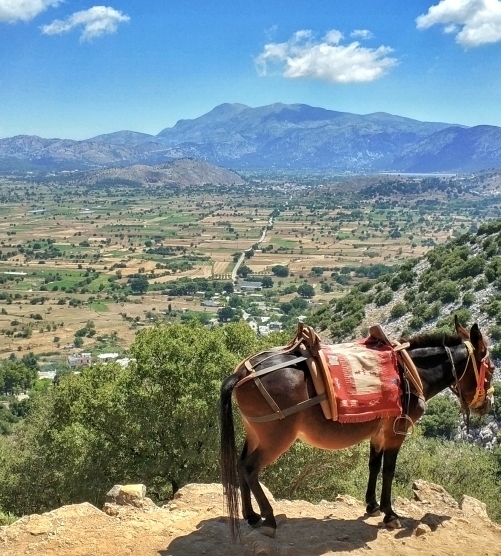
[403,332,464,350]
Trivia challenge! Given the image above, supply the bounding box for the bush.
[390,302,407,319]
[375,289,393,307]
[419,395,460,439]
[462,292,475,307]
[409,316,424,330]
[432,280,460,303]
[74,337,84,348]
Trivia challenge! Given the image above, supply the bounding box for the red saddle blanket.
[322,338,402,423]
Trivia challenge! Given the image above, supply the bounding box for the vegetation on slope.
[309,218,501,350]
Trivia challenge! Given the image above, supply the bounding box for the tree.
[228,295,242,308]
[271,265,289,278]
[320,282,332,293]
[237,265,251,278]
[21,353,38,371]
[297,284,315,298]
[261,276,273,288]
[280,302,293,314]
[375,289,393,307]
[0,322,282,514]
[130,276,149,295]
[0,360,38,396]
[222,282,234,294]
[217,306,236,322]
[74,337,84,348]
[291,297,309,311]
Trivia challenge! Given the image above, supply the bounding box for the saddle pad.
[322,339,402,423]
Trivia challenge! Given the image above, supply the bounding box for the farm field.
[0,171,500,367]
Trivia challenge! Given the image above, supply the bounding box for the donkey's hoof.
[384,516,401,529]
[247,515,263,528]
[260,526,276,538]
[365,503,381,517]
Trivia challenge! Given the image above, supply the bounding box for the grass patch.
[89,302,109,312]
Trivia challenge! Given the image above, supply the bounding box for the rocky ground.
[1,480,500,556]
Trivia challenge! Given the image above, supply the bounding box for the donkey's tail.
[220,372,242,541]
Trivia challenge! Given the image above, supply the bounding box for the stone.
[105,484,123,503]
[412,480,458,508]
[460,495,489,519]
[252,540,272,555]
[414,523,431,537]
[105,484,147,507]
[102,503,119,517]
[25,515,53,536]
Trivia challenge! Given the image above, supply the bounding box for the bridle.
[446,340,495,411]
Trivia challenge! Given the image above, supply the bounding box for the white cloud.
[255,29,396,84]
[324,29,343,44]
[416,0,501,47]
[0,0,61,23]
[41,5,130,41]
[350,29,374,40]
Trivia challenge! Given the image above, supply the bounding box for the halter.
[447,340,494,410]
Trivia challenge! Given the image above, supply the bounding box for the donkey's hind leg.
[238,445,277,536]
[238,424,298,537]
[238,440,262,528]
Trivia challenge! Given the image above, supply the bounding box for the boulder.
[460,495,489,520]
[105,484,147,507]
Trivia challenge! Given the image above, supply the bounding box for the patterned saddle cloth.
[321,339,402,423]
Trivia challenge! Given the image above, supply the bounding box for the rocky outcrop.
[1,481,500,556]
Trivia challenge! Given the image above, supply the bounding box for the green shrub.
[375,289,393,307]
[390,302,407,319]
[419,395,460,439]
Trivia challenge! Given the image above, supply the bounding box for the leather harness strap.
[237,355,308,388]
[243,393,328,423]
[252,376,286,420]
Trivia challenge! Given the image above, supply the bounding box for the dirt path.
[1,480,500,556]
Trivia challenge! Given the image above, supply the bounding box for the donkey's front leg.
[365,442,383,516]
[380,447,401,528]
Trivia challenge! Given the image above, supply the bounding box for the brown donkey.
[220,319,495,539]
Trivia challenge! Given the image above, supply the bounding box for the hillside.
[1,481,500,556]
[2,103,501,173]
[394,125,501,173]
[77,158,245,187]
[309,219,501,352]
[0,135,142,171]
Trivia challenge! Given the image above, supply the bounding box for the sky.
[1,0,501,139]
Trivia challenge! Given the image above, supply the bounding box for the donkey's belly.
[297,410,380,450]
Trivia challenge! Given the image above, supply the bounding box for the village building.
[67,353,92,368]
[97,353,119,362]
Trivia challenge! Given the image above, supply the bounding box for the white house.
[97,353,119,362]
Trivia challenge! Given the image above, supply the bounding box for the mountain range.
[2,103,501,173]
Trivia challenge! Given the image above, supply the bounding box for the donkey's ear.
[455,315,470,339]
[470,323,483,346]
